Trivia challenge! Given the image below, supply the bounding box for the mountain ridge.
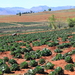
[0,5,75,15]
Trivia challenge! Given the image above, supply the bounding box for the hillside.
[0,8,75,23]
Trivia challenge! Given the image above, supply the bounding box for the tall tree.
[18,12,21,16]
[48,15,57,29]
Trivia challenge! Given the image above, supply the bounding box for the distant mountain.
[0,6,75,15]
[0,7,29,15]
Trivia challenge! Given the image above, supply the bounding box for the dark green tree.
[48,8,51,11]
[18,12,21,16]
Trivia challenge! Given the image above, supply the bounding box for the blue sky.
[0,0,75,8]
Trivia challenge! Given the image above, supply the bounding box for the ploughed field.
[0,27,75,75]
[0,9,75,22]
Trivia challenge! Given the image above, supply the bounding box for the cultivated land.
[0,9,75,75]
[0,9,75,34]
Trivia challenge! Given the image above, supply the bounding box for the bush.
[0,59,5,65]
[67,18,75,27]
[57,43,70,49]
[49,71,56,75]
[14,49,21,54]
[14,53,22,58]
[29,60,38,67]
[10,46,16,51]
[54,49,62,53]
[0,64,10,73]
[34,65,44,74]
[10,64,19,71]
[41,48,52,56]
[45,62,54,69]
[63,53,69,57]
[10,51,15,55]
[24,52,32,60]
[3,57,9,62]
[65,64,74,71]
[27,69,36,75]
[0,49,5,52]
[71,49,75,54]
[27,47,33,52]
[32,41,40,46]
[65,56,73,63]
[8,59,17,65]
[21,48,28,53]
[52,53,64,61]
[48,42,59,47]
[20,61,28,69]
[38,59,45,65]
[0,71,3,75]
[55,67,64,75]
[73,62,75,67]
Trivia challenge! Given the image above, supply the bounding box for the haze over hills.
[0,5,75,15]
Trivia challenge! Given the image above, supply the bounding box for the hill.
[0,8,75,22]
[0,6,75,15]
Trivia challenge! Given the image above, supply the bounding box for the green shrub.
[38,59,45,65]
[27,69,36,75]
[41,48,52,56]
[26,44,31,48]
[10,51,15,55]
[14,53,22,58]
[29,51,42,59]
[49,71,56,75]
[55,67,64,75]
[21,48,28,53]
[54,49,62,53]
[63,53,69,57]
[3,57,9,62]
[57,43,70,49]
[20,61,28,69]
[67,52,73,55]
[73,62,75,67]
[0,64,10,73]
[67,18,75,27]
[14,49,21,54]
[0,49,5,52]
[0,59,5,65]
[29,60,38,67]
[10,46,16,51]
[72,44,75,47]
[32,41,40,46]
[45,62,54,69]
[34,65,44,73]
[0,71,3,75]
[48,42,59,47]
[10,64,19,71]
[8,59,17,65]
[52,53,64,61]
[65,56,73,63]
[24,52,32,60]
[65,64,74,71]
[27,47,33,52]
[71,49,75,54]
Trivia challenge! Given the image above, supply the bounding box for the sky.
[0,0,75,8]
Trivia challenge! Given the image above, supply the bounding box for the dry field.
[0,9,75,23]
